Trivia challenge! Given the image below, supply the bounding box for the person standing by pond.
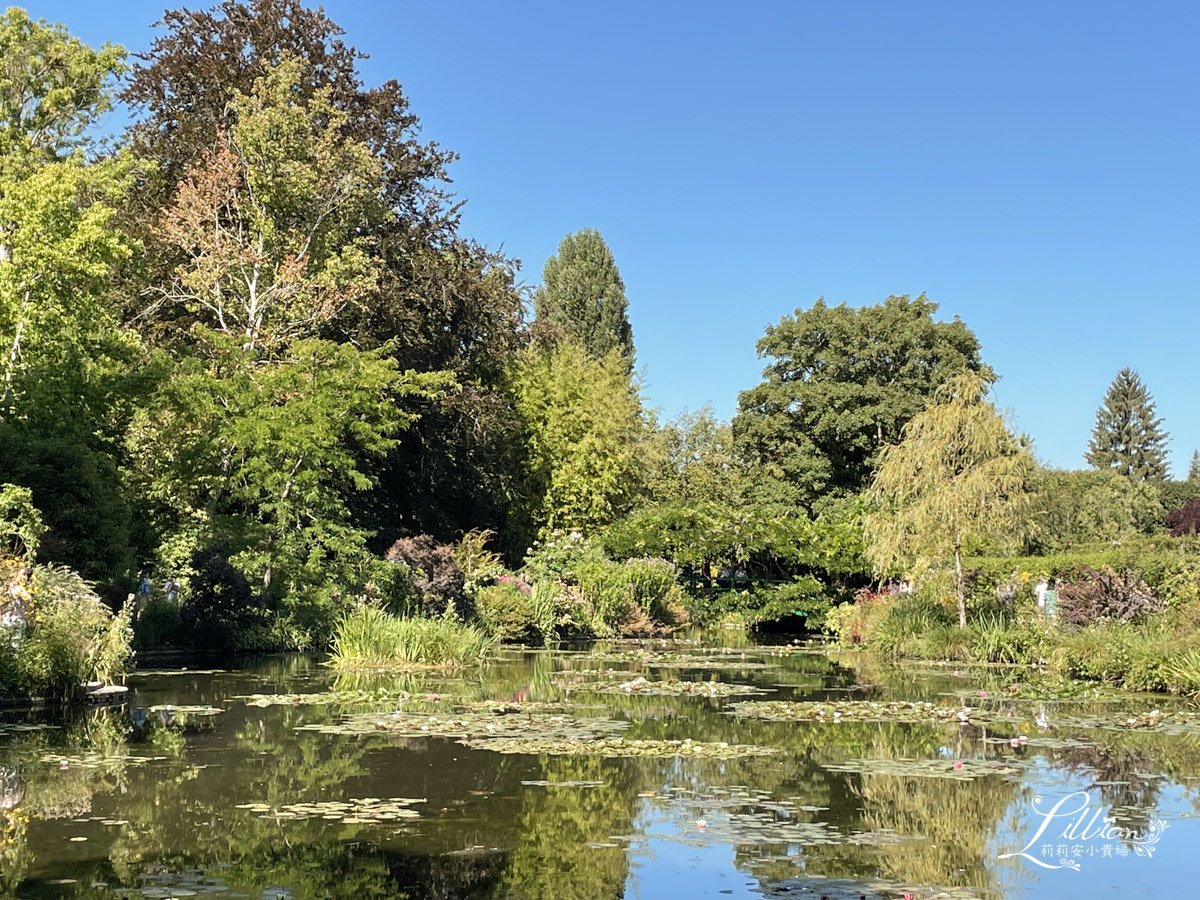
[164,575,180,605]
[137,571,152,616]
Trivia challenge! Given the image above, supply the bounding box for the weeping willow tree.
[865,371,1034,627]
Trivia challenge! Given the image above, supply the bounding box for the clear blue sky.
[28,0,1200,474]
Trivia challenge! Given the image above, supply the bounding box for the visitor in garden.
[137,572,153,616]
[165,575,180,605]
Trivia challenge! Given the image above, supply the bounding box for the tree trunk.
[954,535,966,628]
[1,288,30,417]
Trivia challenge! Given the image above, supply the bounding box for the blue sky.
[29,0,1200,474]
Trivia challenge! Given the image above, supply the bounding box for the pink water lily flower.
[953,761,964,770]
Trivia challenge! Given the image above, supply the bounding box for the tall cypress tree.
[533,229,634,371]
[1085,368,1169,481]
[1189,450,1200,482]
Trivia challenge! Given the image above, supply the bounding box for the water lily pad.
[520,779,606,787]
[296,709,629,742]
[249,796,425,825]
[562,676,768,697]
[728,699,992,725]
[148,705,224,716]
[823,756,1025,780]
[460,736,778,759]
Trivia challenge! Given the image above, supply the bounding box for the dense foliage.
[0,2,1195,681]
[733,294,988,509]
[532,229,634,372]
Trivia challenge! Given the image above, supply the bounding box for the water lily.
[953,761,964,770]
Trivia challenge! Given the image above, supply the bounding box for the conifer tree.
[1189,450,1200,482]
[1085,368,1169,481]
[533,229,634,371]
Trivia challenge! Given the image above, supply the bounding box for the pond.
[2,635,1198,899]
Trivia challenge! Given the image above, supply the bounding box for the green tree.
[1085,367,1169,481]
[0,11,138,581]
[121,0,527,542]
[154,57,382,354]
[533,229,634,371]
[865,371,1034,626]
[0,8,124,169]
[1025,468,1163,553]
[1188,450,1199,482]
[126,335,447,616]
[644,407,746,507]
[734,294,988,509]
[125,53,452,621]
[511,338,645,540]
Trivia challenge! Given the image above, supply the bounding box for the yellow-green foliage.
[866,371,1035,626]
[452,529,505,593]
[475,582,536,643]
[330,606,492,669]
[511,338,646,537]
[577,556,684,633]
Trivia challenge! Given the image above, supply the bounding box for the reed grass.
[330,606,493,669]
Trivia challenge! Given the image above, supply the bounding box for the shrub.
[330,606,492,668]
[181,545,270,651]
[577,557,687,635]
[476,582,537,643]
[522,530,602,585]
[364,558,418,616]
[452,530,505,593]
[385,535,472,620]
[1167,498,1200,537]
[1057,568,1161,628]
[529,581,558,641]
[693,578,826,628]
[15,565,133,698]
[133,596,183,650]
[0,484,45,559]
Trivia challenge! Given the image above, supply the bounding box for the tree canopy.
[533,229,634,372]
[734,294,989,509]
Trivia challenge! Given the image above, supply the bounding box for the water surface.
[1,637,1197,899]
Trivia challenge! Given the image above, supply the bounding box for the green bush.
[133,595,183,650]
[476,582,537,643]
[691,577,827,628]
[16,565,133,698]
[452,530,506,593]
[576,557,687,635]
[330,605,493,668]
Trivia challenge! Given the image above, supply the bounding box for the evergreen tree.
[533,229,634,371]
[1085,368,1169,481]
[1189,450,1200,482]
